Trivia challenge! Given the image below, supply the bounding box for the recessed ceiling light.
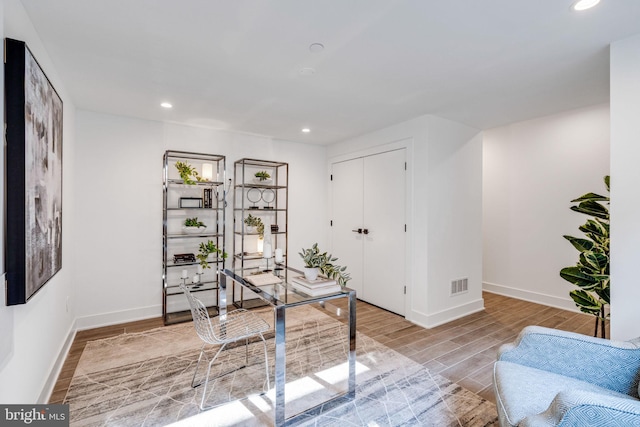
[309,43,324,53]
[299,67,316,76]
[572,0,600,11]
[301,128,311,133]
[160,102,173,109]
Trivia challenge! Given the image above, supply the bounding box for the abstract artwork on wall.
[5,38,63,305]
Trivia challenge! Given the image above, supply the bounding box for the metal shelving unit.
[162,150,227,324]
[232,158,288,308]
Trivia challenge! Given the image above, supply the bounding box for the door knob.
[352,228,363,234]
[363,229,370,235]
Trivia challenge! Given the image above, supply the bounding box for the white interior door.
[362,149,406,315]
[330,158,364,297]
[331,149,406,315]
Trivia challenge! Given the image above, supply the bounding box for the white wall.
[74,111,327,328]
[610,34,640,341]
[0,0,77,403]
[328,114,484,328]
[483,104,610,310]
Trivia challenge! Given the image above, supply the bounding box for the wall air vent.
[450,278,468,296]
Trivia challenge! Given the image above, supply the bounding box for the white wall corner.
[482,281,579,313]
[75,305,161,331]
[409,298,485,329]
[38,322,77,403]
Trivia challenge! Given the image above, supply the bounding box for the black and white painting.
[5,38,63,305]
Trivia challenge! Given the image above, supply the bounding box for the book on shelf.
[290,281,341,297]
[290,275,337,287]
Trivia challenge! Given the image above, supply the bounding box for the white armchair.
[493,326,640,426]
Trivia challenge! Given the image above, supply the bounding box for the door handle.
[352,228,363,234]
[363,229,369,235]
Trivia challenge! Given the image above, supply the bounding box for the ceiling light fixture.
[160,102,173,109]
[309,43,324,53]
[301,128,311,133]
[572,0,600,11]
[299,67,316,76]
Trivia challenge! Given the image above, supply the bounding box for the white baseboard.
[482,281,579,313]
[409,298,485,329]
[75,304,162,331]
[39,323,76,403]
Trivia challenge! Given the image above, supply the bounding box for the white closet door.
[331,149,406,315]
[331,158,364,297]
[362,149,406,315]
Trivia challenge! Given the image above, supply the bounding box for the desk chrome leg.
[348,291,356,397]
[275,304,286,426]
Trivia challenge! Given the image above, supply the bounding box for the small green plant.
[299,243,326,268]
[175,161,204,185]
[255,170,271,181]
[197,240,227,269]
[299,243,351,286]
[244,214,264,238]
[184,217,205,228]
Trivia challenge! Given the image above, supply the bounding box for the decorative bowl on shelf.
[183,226,207,235]
[253,177,273,184]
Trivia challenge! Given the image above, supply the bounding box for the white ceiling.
[20,0,640,144]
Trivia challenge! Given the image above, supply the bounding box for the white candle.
[197,264,203,275]
[263,242,272,259]
[181,269,188,279]
[201,163,213,181]
[193,275,200,283]
[275,248,284,263]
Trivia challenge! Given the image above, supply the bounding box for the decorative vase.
[183,226,206,235]
[303,267,319,281]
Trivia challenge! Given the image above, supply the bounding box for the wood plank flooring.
[49,291,603,406]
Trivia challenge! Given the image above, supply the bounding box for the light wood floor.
[49,291,603,405]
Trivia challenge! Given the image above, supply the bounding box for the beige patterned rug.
[65,304,498,426]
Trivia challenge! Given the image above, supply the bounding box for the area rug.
[65,304,498,426]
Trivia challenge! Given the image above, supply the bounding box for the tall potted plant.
[560,175,610,338]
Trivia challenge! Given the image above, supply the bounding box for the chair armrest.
[519,389,640,427]
[498,326,640,395]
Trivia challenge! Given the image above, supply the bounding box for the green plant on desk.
[299,243,351,286]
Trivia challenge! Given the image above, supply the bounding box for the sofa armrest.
[519,389,640,427]
[498,326,640,395]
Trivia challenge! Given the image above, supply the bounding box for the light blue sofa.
[493,325,640,426]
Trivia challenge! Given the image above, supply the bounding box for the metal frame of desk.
[218,268,356,426]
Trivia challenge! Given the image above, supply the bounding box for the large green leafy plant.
[560,176,610,338]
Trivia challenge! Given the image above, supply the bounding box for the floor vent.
[450,278,468,296]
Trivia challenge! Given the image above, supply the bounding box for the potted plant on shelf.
[299,243,351,286]
[183,217,206,234]
[244,214,264,238]
[175,160,205,185]
[197,240,227,269]
[254,170,272,184]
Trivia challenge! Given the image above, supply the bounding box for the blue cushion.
[494,361,634,426]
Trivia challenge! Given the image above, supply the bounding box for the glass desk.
[218,267,356,426]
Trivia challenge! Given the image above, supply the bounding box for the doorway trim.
[328,138,414,320]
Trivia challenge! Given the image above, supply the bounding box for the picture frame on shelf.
[5,38,63,306]
[179,197,203,208]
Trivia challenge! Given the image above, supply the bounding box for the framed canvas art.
[5,38,63,305]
